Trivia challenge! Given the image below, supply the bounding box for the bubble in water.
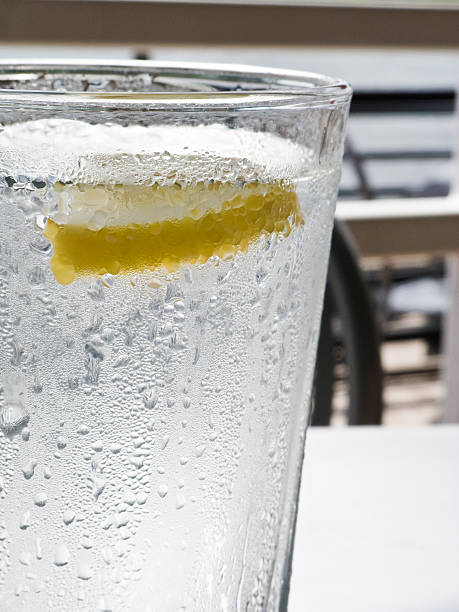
[29,235,52,256]
[0,402,29,435]
[10,340,25,367]
[27,266,46,286]
[44,466,52,479]
[54,543,70,567]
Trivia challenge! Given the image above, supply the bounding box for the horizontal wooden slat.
[2,2,459,48]
[337,197,459,258]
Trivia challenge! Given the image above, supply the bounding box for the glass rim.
[0,59,352,111]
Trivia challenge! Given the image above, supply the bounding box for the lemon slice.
[43,181,303,285]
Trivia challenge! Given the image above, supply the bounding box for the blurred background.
[2,0,459,427]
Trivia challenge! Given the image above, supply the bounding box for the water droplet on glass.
[33,491,47,507]
[92,476,106,501]
[195,445,206,458]
[119,527,131,540]
[176,495,186,510]
[56,436,67,450]
[19,512,31,530]
[80,536,94,549]
[54,543,70,567]
[98,595,115,611]
[22,459,37,480]
[77,562,93,580]
[35,538,42,560]
[19,552,33,566]
[157,485,168,499]
[63,510,75,525]
[77,424,90,435]
[91,440,103,452]
[123,490,136,506]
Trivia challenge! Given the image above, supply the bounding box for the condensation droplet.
[19,552,33,566]
[157,485,168,499]
[35,538,43,560]
[92,476,106,501]
[176,495,186,510]
[33,491,48,507]
[56,436,67,450]
[63,510,75,525]
[80,536,94,550]
[22,459,38,480]
[91,440,103,452]
[54,543,70,567]
[77,562,93,580]
[19,512,31,530]
[195,445,206,458]
[98,595,116,611]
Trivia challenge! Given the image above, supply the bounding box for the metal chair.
[312,220,384,425]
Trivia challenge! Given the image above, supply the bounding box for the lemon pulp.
[44,181,303,285]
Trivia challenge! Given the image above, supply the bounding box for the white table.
[289,425,459,612]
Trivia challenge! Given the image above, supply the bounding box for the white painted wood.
[289,426,459,612]
[443,254,459,422]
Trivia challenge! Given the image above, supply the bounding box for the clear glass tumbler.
[0,61,351,611]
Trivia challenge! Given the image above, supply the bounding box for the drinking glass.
[0,61,351,611]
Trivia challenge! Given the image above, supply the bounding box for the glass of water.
[0,61,350,611]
